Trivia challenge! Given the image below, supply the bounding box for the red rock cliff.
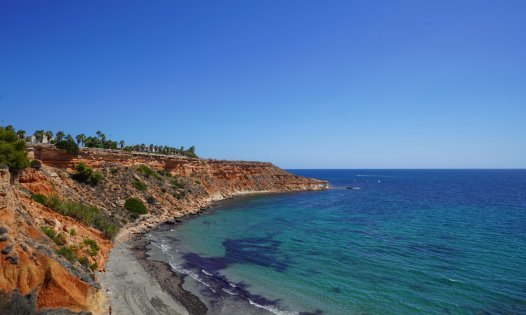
[0,145,328,314]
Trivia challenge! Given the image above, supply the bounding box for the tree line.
[3,125,198,159]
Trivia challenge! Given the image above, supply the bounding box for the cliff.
[0,145,328,314]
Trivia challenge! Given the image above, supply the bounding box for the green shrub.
[54,233,67,246]
[0,127,30,172]
[72,163,104,186]
[41,227,66,246]
[89,262,99,271]
[30,160,42,170]
[132,180,147,191]
[89,171,104,184]
[58,245,78,262]
[37,194,118,239]
[83,239,100,256]
[124,198,148,214]
[41,226,57,240]
[136,164,161,179]
[78,256,90,268]
[93,216,118,239]
[55,139,80,155]
[32,194,47,204]
[194,179,201,185]
[69,228,77,236]
[110,168,118,175]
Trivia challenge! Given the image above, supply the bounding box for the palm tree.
[119,140,125,150]
[45,131,53,143]
[149,144,154,152]
[66,134,74,142]
[16,130,26,140]
[76,134,86,146]
[96,130,106,142]
[55,131,65,142]
[34,130,45,143]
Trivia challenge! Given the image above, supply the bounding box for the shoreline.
[99,191,298,315]
[112,189,315,244]
[130,235,208,315]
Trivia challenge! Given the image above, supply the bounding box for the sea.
[145,169,526,314]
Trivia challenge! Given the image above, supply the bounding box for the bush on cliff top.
[0,126,29,173]
[124,198,148,215]
[34,194,118,239]
[55,139,80,155]
[72,163,104,186]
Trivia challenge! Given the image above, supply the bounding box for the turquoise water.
[148,170,526,314]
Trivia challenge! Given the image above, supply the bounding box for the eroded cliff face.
[29,145,328,193]
[0,145,328,314]
[0,168,103,314]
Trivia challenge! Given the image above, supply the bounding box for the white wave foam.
[221,288,237,295]
[248,299,298,315]
[202,269,213,276]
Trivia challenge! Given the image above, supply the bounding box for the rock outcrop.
[0,145,328,314]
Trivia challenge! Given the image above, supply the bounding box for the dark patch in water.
[179,236,293,312]
[182,236,289,273]
[331,287,341,293]
[183,253,229,273]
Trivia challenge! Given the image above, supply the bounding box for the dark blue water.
[149,170,526,314]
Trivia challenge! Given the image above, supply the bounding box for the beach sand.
[99,239,206,315]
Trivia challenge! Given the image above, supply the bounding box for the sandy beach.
[99,238,206,315]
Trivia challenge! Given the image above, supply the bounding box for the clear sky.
[1,1,525,168]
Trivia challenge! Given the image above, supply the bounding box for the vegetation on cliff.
[72,163,104,186]
[0,125,29,173]
[32,194,118,239]
[55,138,80,155]
[29,128,199,158]
[136,164,162,179]
[132,180,148,191]
[124,198,148,215]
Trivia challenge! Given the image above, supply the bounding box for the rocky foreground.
[0,145,328,314]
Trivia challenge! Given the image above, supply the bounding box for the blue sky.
[1,1,525,168]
